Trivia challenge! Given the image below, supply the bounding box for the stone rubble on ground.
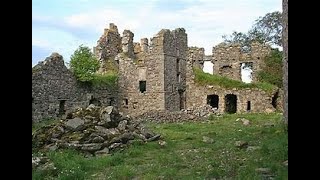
[32,105,161,155]
[235,141,249,149]
[236,118,250,126]
[32,154,57,173]
[135,105,220,123]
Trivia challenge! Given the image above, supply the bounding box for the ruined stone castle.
[32,23,282,122]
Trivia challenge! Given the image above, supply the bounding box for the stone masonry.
[212,42,271,82]
[186,45,278,114]
[32,53,118,122]
[117,28,187,117]
[32,23,282,122]
[188,47,205,69]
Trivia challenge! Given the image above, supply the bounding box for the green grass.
[194,68,276,93]
[91,72,118,88]
[32,118,58,133]
[32,113,287,179]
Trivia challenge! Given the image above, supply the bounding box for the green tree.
[257,49,283,87]
[70,45,99,82]
[222,11,282,50]
[251,11,282,46]
[222,31,251,52]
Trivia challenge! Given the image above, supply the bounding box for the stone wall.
[212,42,271,82]
[186,83,277,114]
[32,53,118,122]
[188,47,205,69]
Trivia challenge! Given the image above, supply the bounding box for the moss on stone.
[193,68,275,93]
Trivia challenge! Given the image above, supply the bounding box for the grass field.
[32,113,288,179]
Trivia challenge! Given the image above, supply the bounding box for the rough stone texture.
[93,23,122,74]
[32,105,161,154]
[122,30,134,58]
[136,110,204,123]
[235,141,249,149]
[32,53,118,122]
[186,83,277,114]
[212,42,271,82]
[117,28,187,117]
[140,38,149,53]
[186,46,279,114]
[65,117,85,130]
[188,47,205,69]
[32,155,57,173]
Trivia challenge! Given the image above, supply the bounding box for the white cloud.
[64,9,124,33]
[32,0,281,65]
[32,38,51,49]
[32,27,93,62]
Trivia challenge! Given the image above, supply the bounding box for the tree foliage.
[222,11,283,88]
[70,45,100,82]
[257,49,283,88]
[251,11,282,46]
[222,11,282,50]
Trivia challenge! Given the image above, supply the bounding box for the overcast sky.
[32,0,281,66]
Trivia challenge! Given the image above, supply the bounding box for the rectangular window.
[59,100,66,116]
[247,101,251,111]
[176,58,180,73]
[139,81,146,93]
[177,73,181,83]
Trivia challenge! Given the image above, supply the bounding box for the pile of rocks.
[32,105,160,155]
[32,154,57,173]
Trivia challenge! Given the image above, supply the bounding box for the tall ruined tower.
[161,28,188,111]
[117,28,188,116]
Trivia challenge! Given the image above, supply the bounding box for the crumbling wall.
[212,42,271,82]
[32,53,118,122]
[117,30,165,117]
[185,50,277,113]
[186,61,275,113]
[94,23,122,74]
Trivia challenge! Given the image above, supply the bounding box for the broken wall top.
[212,41,271,62]
[94,23,122,61]
[32,52,67,73]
